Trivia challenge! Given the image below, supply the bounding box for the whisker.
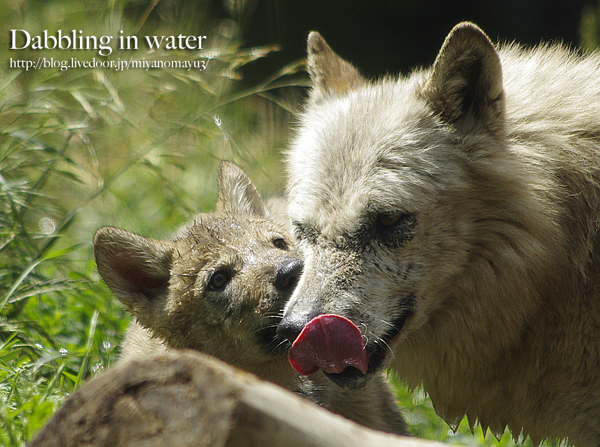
[380,337,394,358]
[254,323,280,333]
[274,338,291,350]
[377,318,396,330]
[362,334,369,347]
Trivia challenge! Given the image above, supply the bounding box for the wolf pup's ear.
[93,227,173,324]
[216,160,267,217]
[422,22,505,137]
[306,31,366,103]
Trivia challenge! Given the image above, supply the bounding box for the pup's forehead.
[180,214,286,244]
[171,215,293,273]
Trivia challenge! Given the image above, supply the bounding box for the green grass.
[0,2,563,446]
[0,2,300,444]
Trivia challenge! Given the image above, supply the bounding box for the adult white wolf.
[278,22,600,446]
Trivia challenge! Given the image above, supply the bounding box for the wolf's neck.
[394,268,600,445]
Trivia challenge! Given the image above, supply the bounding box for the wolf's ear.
[306,31,366,103]
[93,227,173,322]
[422,22,505,137]
[216,161,267,217]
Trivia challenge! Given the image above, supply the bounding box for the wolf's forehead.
[287,83,436,235]
[286,158,428,241]
[289,82,430,179]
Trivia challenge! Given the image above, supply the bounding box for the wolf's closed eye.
[376,213,401,228]
[374,212,417,247]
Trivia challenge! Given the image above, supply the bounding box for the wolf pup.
[278,22,600,446]
[93,161,407,436]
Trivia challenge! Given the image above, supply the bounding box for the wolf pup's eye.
[208,270,230,291]
[273,237,288,250]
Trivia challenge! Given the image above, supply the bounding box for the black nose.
[276,314,305,343]
[277,303,323,343]
[274,259,303,292]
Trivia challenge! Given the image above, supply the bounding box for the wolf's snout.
[276,313,306,343]
[274,259,303,292]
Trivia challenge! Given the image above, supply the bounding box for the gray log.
[29,350,449,447]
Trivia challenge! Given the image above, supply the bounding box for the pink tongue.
[288,314,368,376]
